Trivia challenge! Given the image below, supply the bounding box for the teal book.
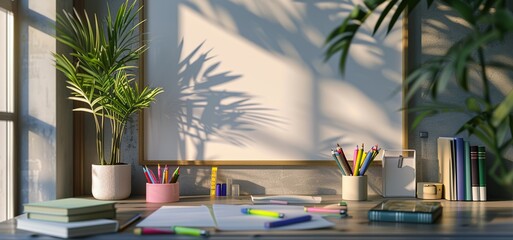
[368,200,442,223]
[464,141,472,201]
[24,198,115,215]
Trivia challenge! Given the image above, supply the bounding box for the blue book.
[368,200,442,223]
[454,138,465,201]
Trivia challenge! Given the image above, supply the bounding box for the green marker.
[339,201,347,206]
[172,226,209,237]
[241,208,285,218]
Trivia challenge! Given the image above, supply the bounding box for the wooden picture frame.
[139,0,408,166]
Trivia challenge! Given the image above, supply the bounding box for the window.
[0,0,15,222]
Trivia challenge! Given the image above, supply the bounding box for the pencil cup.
[146,183,180,203]
[342,175,367,201]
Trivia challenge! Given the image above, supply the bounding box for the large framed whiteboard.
[140,0,406,165]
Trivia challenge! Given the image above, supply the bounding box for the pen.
[357,143,364,171]
[241,208,285,218]
[119,213,142,231]
[145,166,156,184]
[172,226,209,237]
[359,149,374,176]
[304,207,347,215]
[142,168,151,184]
[372,147,381,159]
[332,149,345,175]
[164,165,169,183]
[133,227,174,235]
[360,146,380,175]
[353,145,358,175]
[354,146,362,176]
[337,144,353,176]
[265,215,312,228]
[158,164,161,184]
[170,166,180,183]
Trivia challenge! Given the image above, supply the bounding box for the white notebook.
[214,204,334,231]
[251,195,322,204]
[136,205,216,228]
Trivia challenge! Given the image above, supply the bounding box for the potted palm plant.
[54,0,163,200]
[324,0,513,192]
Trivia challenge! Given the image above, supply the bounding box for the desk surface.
[2,195,513,239]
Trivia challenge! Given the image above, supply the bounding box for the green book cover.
[24,198,115,216]
[368,200,442,223]
[27,209,116,222]
[464,141,472,201]
[478,146,487,201]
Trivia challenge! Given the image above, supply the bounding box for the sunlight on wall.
[27,131,55,202]
[28,0,56,21]
[144,0,403,162]
[20,0,63,204]
[28,26,55,126]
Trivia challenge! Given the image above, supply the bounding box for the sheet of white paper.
[213,204,334,231]
[136,205,216,227]
[251,195,322,204]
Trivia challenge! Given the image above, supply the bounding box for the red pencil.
[142,167,151,183]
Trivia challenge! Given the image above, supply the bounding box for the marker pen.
[133,227,174,235]
[304,207,347,215]
[172,226,209,237]
[241,208,285,218]
[265,215,312,228]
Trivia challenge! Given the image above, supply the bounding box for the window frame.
[0,0,16,221]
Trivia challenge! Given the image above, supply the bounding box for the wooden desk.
[2,195,513,239]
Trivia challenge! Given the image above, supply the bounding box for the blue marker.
[264,215,312,228]
[215,183,222,196]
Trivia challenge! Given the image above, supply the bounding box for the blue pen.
[265,215,312,228]
[145,166,156,184]
[359,149,374,176]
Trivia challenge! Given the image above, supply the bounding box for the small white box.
[382,150,416,197]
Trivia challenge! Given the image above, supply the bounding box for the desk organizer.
[382,149,416,197]
[146,183,180,203]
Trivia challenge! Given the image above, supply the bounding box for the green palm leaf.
[54,0,163,165]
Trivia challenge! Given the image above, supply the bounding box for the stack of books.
[438,137,487,201]
[17,198,118,238]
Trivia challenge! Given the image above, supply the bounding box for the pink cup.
[146,183,180,203]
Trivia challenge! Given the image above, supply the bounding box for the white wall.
[80,1,513,199]
[18,0,73,210]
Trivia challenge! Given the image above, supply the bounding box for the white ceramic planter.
[91,164,131,200]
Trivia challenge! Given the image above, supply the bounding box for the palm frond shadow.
[172,40,285,160]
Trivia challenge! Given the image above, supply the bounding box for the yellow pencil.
[359,152,367,170]
[355,144,363,175]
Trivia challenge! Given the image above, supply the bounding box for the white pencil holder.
[342,175,368,201]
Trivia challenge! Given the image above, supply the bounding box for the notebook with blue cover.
[368,200,442,223]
